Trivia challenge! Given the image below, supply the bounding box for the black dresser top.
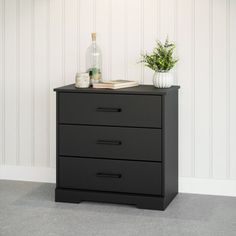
[54,84,180,95]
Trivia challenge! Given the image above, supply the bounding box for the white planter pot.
[153,71,173,88]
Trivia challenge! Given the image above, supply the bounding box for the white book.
[93,80,139,89]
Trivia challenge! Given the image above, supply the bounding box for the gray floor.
[0,180,236,236]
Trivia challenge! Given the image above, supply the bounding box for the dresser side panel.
[162,90,179,205]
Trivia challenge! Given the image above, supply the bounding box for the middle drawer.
[59,125,162,162]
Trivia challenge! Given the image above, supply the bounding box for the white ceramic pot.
[153,71,173,88]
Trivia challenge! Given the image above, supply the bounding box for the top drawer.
[59,93,162,128]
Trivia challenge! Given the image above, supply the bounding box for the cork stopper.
[91,32,96,41]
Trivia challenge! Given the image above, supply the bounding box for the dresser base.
[55,188,177,210]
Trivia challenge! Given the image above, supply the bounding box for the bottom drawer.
[58,157,162,195]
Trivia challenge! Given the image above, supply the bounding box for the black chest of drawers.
[54,84,179,210]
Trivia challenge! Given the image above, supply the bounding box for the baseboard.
[179,177,236,197]
[0,165,56,183]
[0,166,236,197]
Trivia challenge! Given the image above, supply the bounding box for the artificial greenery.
[87,67,101,76]
[140,37,178,72]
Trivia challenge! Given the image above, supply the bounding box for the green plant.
[140,37,178,72]
[87,67,101,76]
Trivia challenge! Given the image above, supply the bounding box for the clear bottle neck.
[92,40,96,46]
[91,40,100,52]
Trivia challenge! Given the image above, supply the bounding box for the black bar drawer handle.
[96,107,122,113]
[96,140,122,145]
[96,173,122,179]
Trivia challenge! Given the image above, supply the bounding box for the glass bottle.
[86,32,102,85]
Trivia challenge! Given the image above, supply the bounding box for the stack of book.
[93,80,139,90]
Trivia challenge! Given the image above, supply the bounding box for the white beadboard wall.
[0,0,236,196]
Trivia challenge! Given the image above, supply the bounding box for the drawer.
[59,93,162,128]
[58,157,162,195]
[59,125,162,162]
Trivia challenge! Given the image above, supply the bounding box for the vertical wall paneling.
[46,0,50,168]
[93,0,96,32]
[143,0,155,85]
[49,0,63,168]
[159,0,175,41]
[209,0,213,178]
[110,0,125,80]
[156,0,161,38]
[194,0,210,178]
[140,0,144,84]
[191,0,196,177]
[34,0,49,167]
[4,0,17,165]
[61,0,65,85]
[226,0,230,179]
[212,0,227,179]
[0,0,4,165]
[76,0,80,72]
[64,0,77,85]
[79,0,93,72]
[96,0,110,81]
[230,0,236,179]
[177,0,193,177]
[124,0,128,81]
[19,0,33,166]
[31,0,35,166]
[126,0,141,82]
[108,0,112,80]
[173,0,178,85]
[16,0,20,165]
